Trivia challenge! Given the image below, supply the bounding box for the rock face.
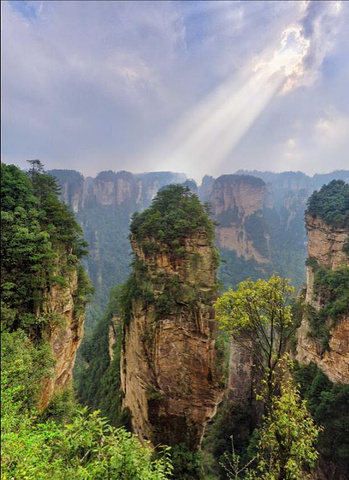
[108,315,120,362]
[51,169,186,212]
[40,258,86,409]
[121,225,223,449]
[209,175,269,263]
[227,337,253,403]
[306,215,348,271]
[296,214,349,384]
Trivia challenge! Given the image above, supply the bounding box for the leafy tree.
[130,184,217,250]
[1,162,89,332]
[245,362,320,480]
[307,180,349,228]
[2,319,172,480]
[215,276,295,403]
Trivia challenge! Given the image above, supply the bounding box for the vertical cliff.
[49,169,85,212]
[40,262,87,409]
[296,181,349,384]
[50,169,187,212]
[120,185,223,449]
[210,175,268,263]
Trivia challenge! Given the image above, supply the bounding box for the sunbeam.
[143,25,310,181]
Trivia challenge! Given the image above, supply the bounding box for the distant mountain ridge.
[49,168,348,330]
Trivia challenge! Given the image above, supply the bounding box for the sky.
[1,0,349,183]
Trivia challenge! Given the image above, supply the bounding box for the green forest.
[1,164,348,479]
[1,163,173,479]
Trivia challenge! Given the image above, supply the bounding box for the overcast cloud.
[1,1,348,183]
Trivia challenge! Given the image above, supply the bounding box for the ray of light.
[142,25,310,181]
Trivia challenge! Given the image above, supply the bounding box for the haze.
[2,1,349,183]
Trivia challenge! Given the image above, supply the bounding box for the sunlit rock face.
[121,231,223,450]
[209,175,269,263]
[40,257,86,409]
[306,215,348,271]
[296,214,349,384]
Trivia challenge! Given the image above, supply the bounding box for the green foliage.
[1,162,90,333]
[130,184,216,248]
[2,405,173,480]
[305,255,319,269]
[215,206,239,228]
[27,160,88,255]
[74,266,95,315]
[262,203,307,291]
[1,163,172,479]
[294,363,349,477]
[244,213,269,258]
[39,388,76,424]
[1,323,172,480]
[288,296,305,353]
[171,443,202,480]
[245,368,320,480]
[218,248,272,291]
[215,276,295,396]
[306,265,349,351]
[202,400,256,479]
[120,186,219,337]
[314,266,349,320]
[76,285,128,427]
[1,329,54,414]
[213,331,231,388]
[77,204,133,331]
[307,180,349,227]
[119,270,149,326]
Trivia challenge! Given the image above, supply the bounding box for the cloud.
[1,1,348,180]
[282,1,345,91]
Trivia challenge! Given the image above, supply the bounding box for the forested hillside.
[1,162,173,479]
[2,163,348,479]
[76,179,348,479]
[51,168,348,336]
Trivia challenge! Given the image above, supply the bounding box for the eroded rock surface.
[40,261,86,409]
[296,215,349,384]
[210,175,269,263]
[121,230,223,449]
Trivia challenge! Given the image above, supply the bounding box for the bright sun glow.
[143,25,311,181]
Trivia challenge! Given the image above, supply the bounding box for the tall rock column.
[120,185,223,450]
[296,181,349,384]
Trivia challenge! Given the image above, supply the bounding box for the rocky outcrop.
[209,175,269,263]
[121,226,223,449]
[296,215,349,384]
[92,171,137,206]
[51,169,186,212]
[297,315,349,384]
[306,215,348,271]
[40,259,86,409]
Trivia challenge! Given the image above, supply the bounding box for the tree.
[1,163,89,331]
[214,276,295,403]
[245,361,321,480]
[306,180,349,228]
